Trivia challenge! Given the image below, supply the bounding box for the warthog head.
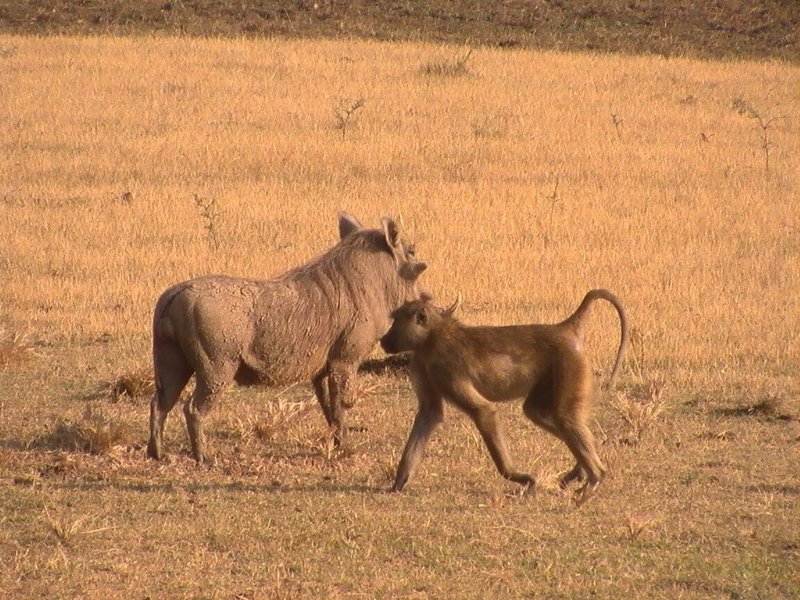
[338,212,428,314]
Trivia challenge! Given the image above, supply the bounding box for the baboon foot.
[507,472,535,487]
[574,480,601,506]
[559,465,586,489]
[392,472,410,493]
[521,479,537,497]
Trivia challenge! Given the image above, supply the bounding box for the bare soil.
[1,0,798,62]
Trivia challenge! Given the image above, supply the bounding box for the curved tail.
[563,289,629,391]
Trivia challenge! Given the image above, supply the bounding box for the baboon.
[379,289,628,502]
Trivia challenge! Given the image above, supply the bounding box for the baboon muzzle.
[380,332,397,354]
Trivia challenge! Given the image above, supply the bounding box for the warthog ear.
[381,217,400,252]
[339,212,362,239]
[405,262,427,280]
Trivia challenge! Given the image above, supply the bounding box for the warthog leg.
[312,370,333,426]
[147,344,193,461]
[327,362,356,446]
[184,371,232,464]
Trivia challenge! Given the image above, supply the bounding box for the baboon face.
[380,299,434,354]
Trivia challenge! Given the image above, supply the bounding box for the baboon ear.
[420,291,433,302]
[415,308,428,326]
[443,294,461,317]
[339,212,362,239]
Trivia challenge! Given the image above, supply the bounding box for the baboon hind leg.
[460,386,534,488]
[556,418,607,504]
[147,344,193,461]
[522,377,586,489]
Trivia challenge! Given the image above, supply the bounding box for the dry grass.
[0,35,798,599]
[96,366,155,402]
[41,407,134,455]
[0,327,33,368]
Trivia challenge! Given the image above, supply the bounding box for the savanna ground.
[1,4,799,599]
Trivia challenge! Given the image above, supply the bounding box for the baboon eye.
[415,309,428,326]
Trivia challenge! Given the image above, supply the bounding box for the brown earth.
[1,0,798,62]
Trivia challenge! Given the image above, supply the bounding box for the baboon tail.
[564,289,629,392]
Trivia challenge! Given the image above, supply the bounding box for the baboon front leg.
[393,374,444,492]
[468,401,534,488]
[327,362,356,446]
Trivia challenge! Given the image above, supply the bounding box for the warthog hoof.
[146,439,163,461]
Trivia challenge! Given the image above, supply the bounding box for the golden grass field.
[1,35,798,598]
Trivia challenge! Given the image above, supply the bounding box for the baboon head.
[380,294,460,354]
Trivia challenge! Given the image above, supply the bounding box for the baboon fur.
[380,289,628,502]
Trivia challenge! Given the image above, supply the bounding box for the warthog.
[147,212,427,464]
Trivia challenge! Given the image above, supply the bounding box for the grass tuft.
[0,328,33,368]
[420,47,473,77]
[717,391,796,421]
[625,513,658,540]
[43,407,134,455]
[98,366,155,402]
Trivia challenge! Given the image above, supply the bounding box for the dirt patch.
[1,0,797,62]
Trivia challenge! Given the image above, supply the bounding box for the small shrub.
[625,513,657,540]
[233,398,314,445]
[194,193,222,249]
[44,506,108,546]
[333,97,365,140]
[420,48,474,77]
[611,377,667,444]
[732,97,788,178]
